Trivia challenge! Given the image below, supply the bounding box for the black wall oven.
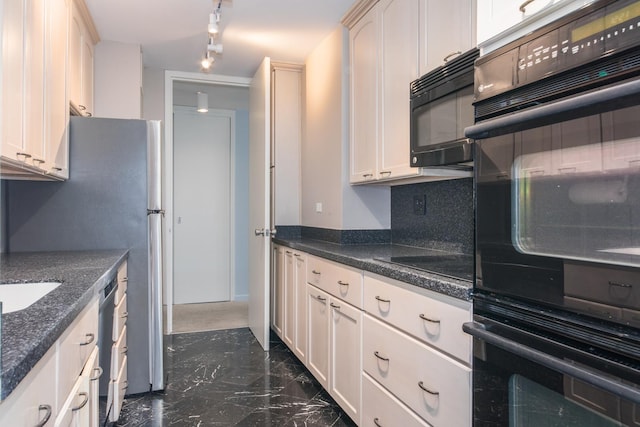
[465,0,640,425]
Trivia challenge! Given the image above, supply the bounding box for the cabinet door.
[1,0,26,161]
[24,0,47,168]
[283,249,295,348]
[80,346,100,427]
[307,284,330,389]
[272,245,284,338]
[0,347,57,427]
[349,5,378,184]
[54,376,85,427]
[378,0,419,181]
[419,0,474,76]
[81,35,94,115]
[293,253,307,363]
[44,0,69,178]
[329,297,362,425]
[476,0,525,45]
[68,3,82,110]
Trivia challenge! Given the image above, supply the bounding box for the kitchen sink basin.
[0,282,61,313]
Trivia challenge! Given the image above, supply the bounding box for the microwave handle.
[463,321,640,404]
[465,77,640,139]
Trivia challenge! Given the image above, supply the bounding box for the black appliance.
[464,0,640,425]
[409,48,479,168]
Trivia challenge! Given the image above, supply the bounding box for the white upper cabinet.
[345,0,474,185]
[349,4,378,184]
[477,0,596,54]
[69,0,97,117]
[419,0,475,76]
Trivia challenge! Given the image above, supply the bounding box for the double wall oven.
[465,0,640,425]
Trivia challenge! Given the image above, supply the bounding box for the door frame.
[164,70,251,334]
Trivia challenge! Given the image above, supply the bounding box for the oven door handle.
[463,321,640,404]
[465,77,640,139]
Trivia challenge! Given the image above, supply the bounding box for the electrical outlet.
[413,195,426,215]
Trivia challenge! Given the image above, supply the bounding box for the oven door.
[464,313,640,426]
[468,77,640,325]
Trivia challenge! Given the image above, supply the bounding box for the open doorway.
[163,71,251,334]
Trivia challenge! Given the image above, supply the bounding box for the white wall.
[302,26,389,230]
[94,41,142,118]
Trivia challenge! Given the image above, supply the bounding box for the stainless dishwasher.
[98,276,117,396]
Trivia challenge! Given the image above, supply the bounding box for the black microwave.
[409,48,478,168]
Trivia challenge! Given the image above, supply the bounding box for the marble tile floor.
[114,328,357,426]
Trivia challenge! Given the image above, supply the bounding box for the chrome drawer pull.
[316,295,326,302]
[363,173,373,178]
[294,253,301,257]
[72,392,89,411]
[443,51,462,62]
[337,280,349,287]
[35,404,52,427]
[374,418,383,427]
[123,380,129,391]
[419,313,441,324]
[418,381,439,396]
[330,302,340,309]
[374,351,389,362]
[286,250,292,254]
[16,152,32,160]
[122,346,128,354]
[80,333,95,346]
[32,158,45,165]
[375,296,390,303]
[121,277,128,282]
[122,312,129,319]
[51,166,63,172]
[91,366,103,381]
[312,270,321,275]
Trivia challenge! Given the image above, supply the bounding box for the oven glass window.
[512,106,640,268]
[510,374,622,426]
[414,85,473,148]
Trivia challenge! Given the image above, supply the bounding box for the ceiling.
[85,0,357,78]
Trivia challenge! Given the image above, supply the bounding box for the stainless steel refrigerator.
[6,116,165,395]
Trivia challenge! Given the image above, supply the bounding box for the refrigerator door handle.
[147,209,165,216]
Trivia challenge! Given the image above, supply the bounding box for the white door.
[248,57,272,350]
[173,108,232,304]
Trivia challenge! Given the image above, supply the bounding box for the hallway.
[115,328,356,426]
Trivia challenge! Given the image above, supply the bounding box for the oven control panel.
[475,0,640,102]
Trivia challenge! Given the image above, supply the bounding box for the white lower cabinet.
[307,284,330,389]
[329,296,362,424]
[363,314,471,427]
[293,253,307,363]
[362,373,431,427]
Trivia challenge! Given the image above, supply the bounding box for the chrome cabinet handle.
[35,404,52,427]
[286,250,292,254]
[379,171,391,176]
[519,0,535,13]
[374,351,389,362]
[337,280,349,287]
[418,381,439,396]
[80,333,95,346]
[122,346,128,354]
[122,312,129,319]
[78,104,86,111]
[91,366,103,381]
[294,253,301,257]
[255,228,265,236]
[86,112,93,117]
[123,380,129,391]
[71,392,89,411]
[330,302,340,309]
[16,152,32,160]
[443,51,462,62]
[419,313,441,324]
[121,277,128,282]
[51,166,63,171]
[316,295,326,302]
[374,418,383,427]
[375,296,390,303]
[32,158,45,165]
[363,173,373,178]
[312,270,321,275]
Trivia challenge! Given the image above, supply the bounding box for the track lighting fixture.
[201,0,223,72]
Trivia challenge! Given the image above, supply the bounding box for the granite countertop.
[272,238,473,301]
[0,250,129,400]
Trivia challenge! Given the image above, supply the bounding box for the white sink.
[0,282,62,313]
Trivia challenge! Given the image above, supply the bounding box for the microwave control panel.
[475,0,640,103]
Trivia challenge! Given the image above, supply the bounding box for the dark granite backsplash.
[391,178,474,254]
[274,226,391,245]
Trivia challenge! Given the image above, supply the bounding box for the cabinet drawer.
[363,273,471,364]
[115,261,128,302]
[307,256,363,308]
[58,298,99,404]
[363,315,471,427]
[111,325,127,381]
[108,355,128,423]
[80,346,100,427]
[112,293,127,342]
[362,373,432,427]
